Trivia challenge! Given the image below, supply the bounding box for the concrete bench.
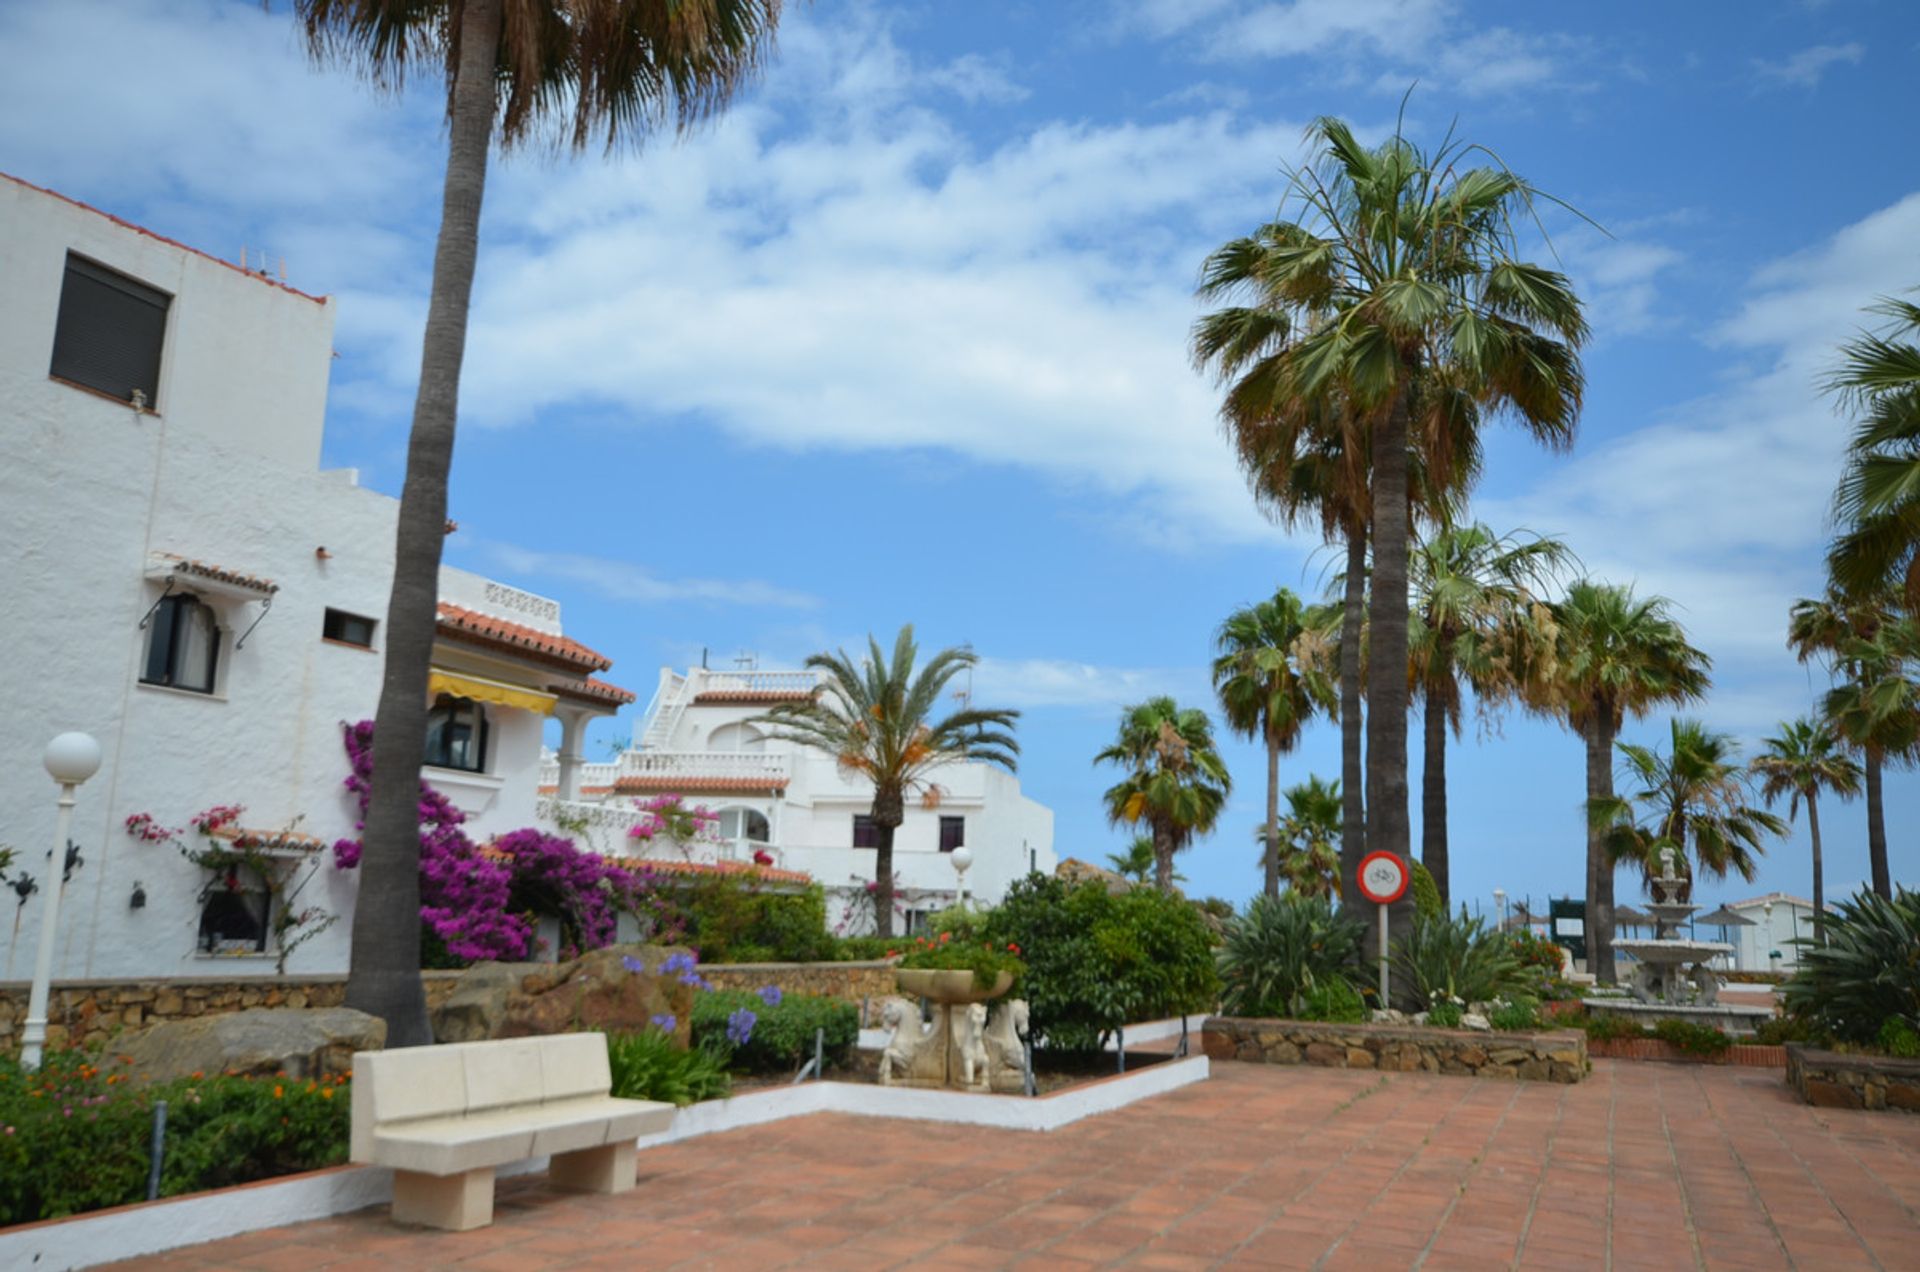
[350,1033,674,1230]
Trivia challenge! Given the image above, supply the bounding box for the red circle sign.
[1357,851,1409,904]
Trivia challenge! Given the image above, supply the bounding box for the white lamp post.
[22,732,102,1071]
[950,845,974,911]
[1493,887,1508,931]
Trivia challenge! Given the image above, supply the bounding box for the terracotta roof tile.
[155,553,278,595]
[436,603,612,672]
[205,826,326,853]
[472,842,810,887]
[613,775,791,795]
[550,676,637,706]
[692,688,817,705]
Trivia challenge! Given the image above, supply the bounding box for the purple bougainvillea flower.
[757,985,782,1007]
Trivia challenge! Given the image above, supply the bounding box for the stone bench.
[350,1032,673,1230]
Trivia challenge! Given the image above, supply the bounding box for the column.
[556,708,590,802]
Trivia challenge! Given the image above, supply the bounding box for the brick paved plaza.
[116,1060,1920,1270]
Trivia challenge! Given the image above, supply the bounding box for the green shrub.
[1408,860,1443,921]
[0,1050,348,1225]
[691,989,859,1074]
[982,873,1220,1051]
[1487,999,1540,1032]
[1507,930,1565,975]
[1393,909,1527,1010]
[1752,1014,1827,1047]
[827,935,898,961]
[1878,1017,1920,1059]
[1582,1012,1645,1043]
[895,932,1025,991]
[1781,888,1920,1044]
[667,879,837,964]
[1215,893,1365,1018]
[1652,1019,1732,1055]
[1427,1001,1464,1028]
[1298,978,1367,1023]
[604,1029,731,1105]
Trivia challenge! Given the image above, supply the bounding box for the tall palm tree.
[1788,590,1914,899]
[1107,836,1181,886]
[1751,717,1861,943]
[1265,775,1343,899]
[753,627,1017,938]
[1592,719,1785,900]
[1194,115,1586,903]
[1549,581,1710,983]
[1827,295,1920,611]
[1212,588,1335,898]
[1409,523,1571,905]
[293,0,786,1043]
[1096,698,1232,892]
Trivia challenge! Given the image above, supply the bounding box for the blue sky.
[3,0,1914,918]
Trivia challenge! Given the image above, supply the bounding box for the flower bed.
[1587,1037,1785,1067]
[1201,1016,1586,1083]
[1786,1043,1920,1112]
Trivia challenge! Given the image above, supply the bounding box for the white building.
[0,172,633,980]
[539,662,1056,933]
[1721,893,1822,973]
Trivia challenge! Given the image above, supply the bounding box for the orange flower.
[273,1085,284,1099]
[191,1071,203,1080]
[1007,943,1021,954]
[320,1088,333,1100]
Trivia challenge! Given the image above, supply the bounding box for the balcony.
[611,749,790,793]
[688,669,818,703]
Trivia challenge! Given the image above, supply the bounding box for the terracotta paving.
[111,1060,1920,1271]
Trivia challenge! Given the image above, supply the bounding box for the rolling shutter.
[49,255,170,404]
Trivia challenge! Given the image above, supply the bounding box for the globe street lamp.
[23,732,103,1071]
[950,844,974,911]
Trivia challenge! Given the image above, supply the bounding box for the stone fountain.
[877,969,1031,1093]
[1584,847,1771,1034]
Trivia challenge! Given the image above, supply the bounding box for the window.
[142,593,219,693]
[939,815,966,853]
[424,695,488,772]
[852,814,878,849]
[199,884,269,954]
[322,608,376,648]
[50,254,169,406]
[717,808,771,843]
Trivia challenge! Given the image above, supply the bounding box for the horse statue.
[877,995,942,1085]
[954,1001,991,1088]
[984,999,1030,1091]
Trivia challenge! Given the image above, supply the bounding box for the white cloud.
[973,657,1210,712]
[924,53,1029,105]
[468,540,822,611]
[1753,42,1864,89]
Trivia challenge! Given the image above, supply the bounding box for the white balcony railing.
[617,750,790,785]
[537,759,620,790]
[692,668,819,698]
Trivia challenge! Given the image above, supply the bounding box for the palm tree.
[1751,717,1861,943]
[1549,581,1710,983]
[1592,720,1785,901]
[1107,836,1180,886]
[1788,590,1915,900]
[1409,523,1571,905]
[1212,588,1335,898]
[1193,115,1586,903]
[1265,775,1342,899]
[292,0,787,1043]
[1827,295,1920,611]
[754,627,1018,938]
[1096,697,1232,892]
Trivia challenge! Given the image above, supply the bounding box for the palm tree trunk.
[1422,686,1448,907]
[1583,715,1617,984]
[1263,734,1281,899]
[1154,821,1177,893]
[1338,521,1367,899]
[872,787,904,938]
[1364,387,1412,867]
[344,0,501,1047]
[1865,749,1891,899]
[1806,793,1825,945]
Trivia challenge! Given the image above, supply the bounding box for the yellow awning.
[428,669,557,716]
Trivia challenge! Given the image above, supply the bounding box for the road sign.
[1357,851,1408,905]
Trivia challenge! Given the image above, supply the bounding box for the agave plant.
[1780,887,1920,1044]
[1393,909,1528,1009]
[1216,893,1365,1018]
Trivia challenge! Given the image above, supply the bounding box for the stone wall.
[0,973,465,1054]
[704,960,899,1024]
[1786,1043,1920,1112]
[1203,1016,1587,1083]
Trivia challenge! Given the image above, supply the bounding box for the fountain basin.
[1584,997,1773,1035]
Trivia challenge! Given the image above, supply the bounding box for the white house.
[538,661,1057,933]
[1720,893,1822,973]
[0,172,634,980]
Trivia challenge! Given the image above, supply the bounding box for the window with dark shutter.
[322,608,377,648]
[852,814,878,849]
[49,254,170,406]
[939,815,965,853]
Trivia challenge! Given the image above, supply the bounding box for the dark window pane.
[323,608,376,647]
[425,695,488,772]
[50,255,169,404]
[200,886,269,952]
[939,815,965,852]
[141,593,218,694]
[852,814,877,849]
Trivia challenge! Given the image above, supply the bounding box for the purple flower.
[661,952,696,975]
[757,985,783,1007]
[650,1013,677,1033]
[622,955,648,975]
[725,1008,757,1047]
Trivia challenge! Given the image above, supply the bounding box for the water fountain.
[1584,847,1772,1034]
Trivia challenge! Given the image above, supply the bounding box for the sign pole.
[1378,901,1389,1007]
[1356,850,1409,1013]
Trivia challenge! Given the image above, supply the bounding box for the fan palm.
[1106,836,1178,886]
[753,627,1018,938]
[1751,717,1861,943]
[1788,589,1915,899]
[1193,114,1586,902]
[1096,698,1232,892]
[1827,295,1920,611]
[1212,588,1336,898]
[1548,581,1710,983]
[1263,775,1343,899]
[292,0,786,1043]
[1409,523,1571,905]
[1591,719,1785,901]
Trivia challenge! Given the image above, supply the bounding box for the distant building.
[540,662,1056,933]
[1720,893,1822,972]
[0,173,632,980]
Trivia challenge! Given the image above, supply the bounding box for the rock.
[1370,1009,1407,1025]
[115,1008,384,1084]
[431,944,693,1045]
[1304,1041,1347,1066]
[1461,1013,1491,1031]
[1410,1011,1430,1026]
[1346,1047,1376,1068]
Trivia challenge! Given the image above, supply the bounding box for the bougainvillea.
[331,721,677,963]
[626,794,720,848]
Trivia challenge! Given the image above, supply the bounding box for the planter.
[1201,1016,1587,1083]
[894,968,1013,1005]
[1588,1037,1785,1067]
[1786,1043,1920,1112]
